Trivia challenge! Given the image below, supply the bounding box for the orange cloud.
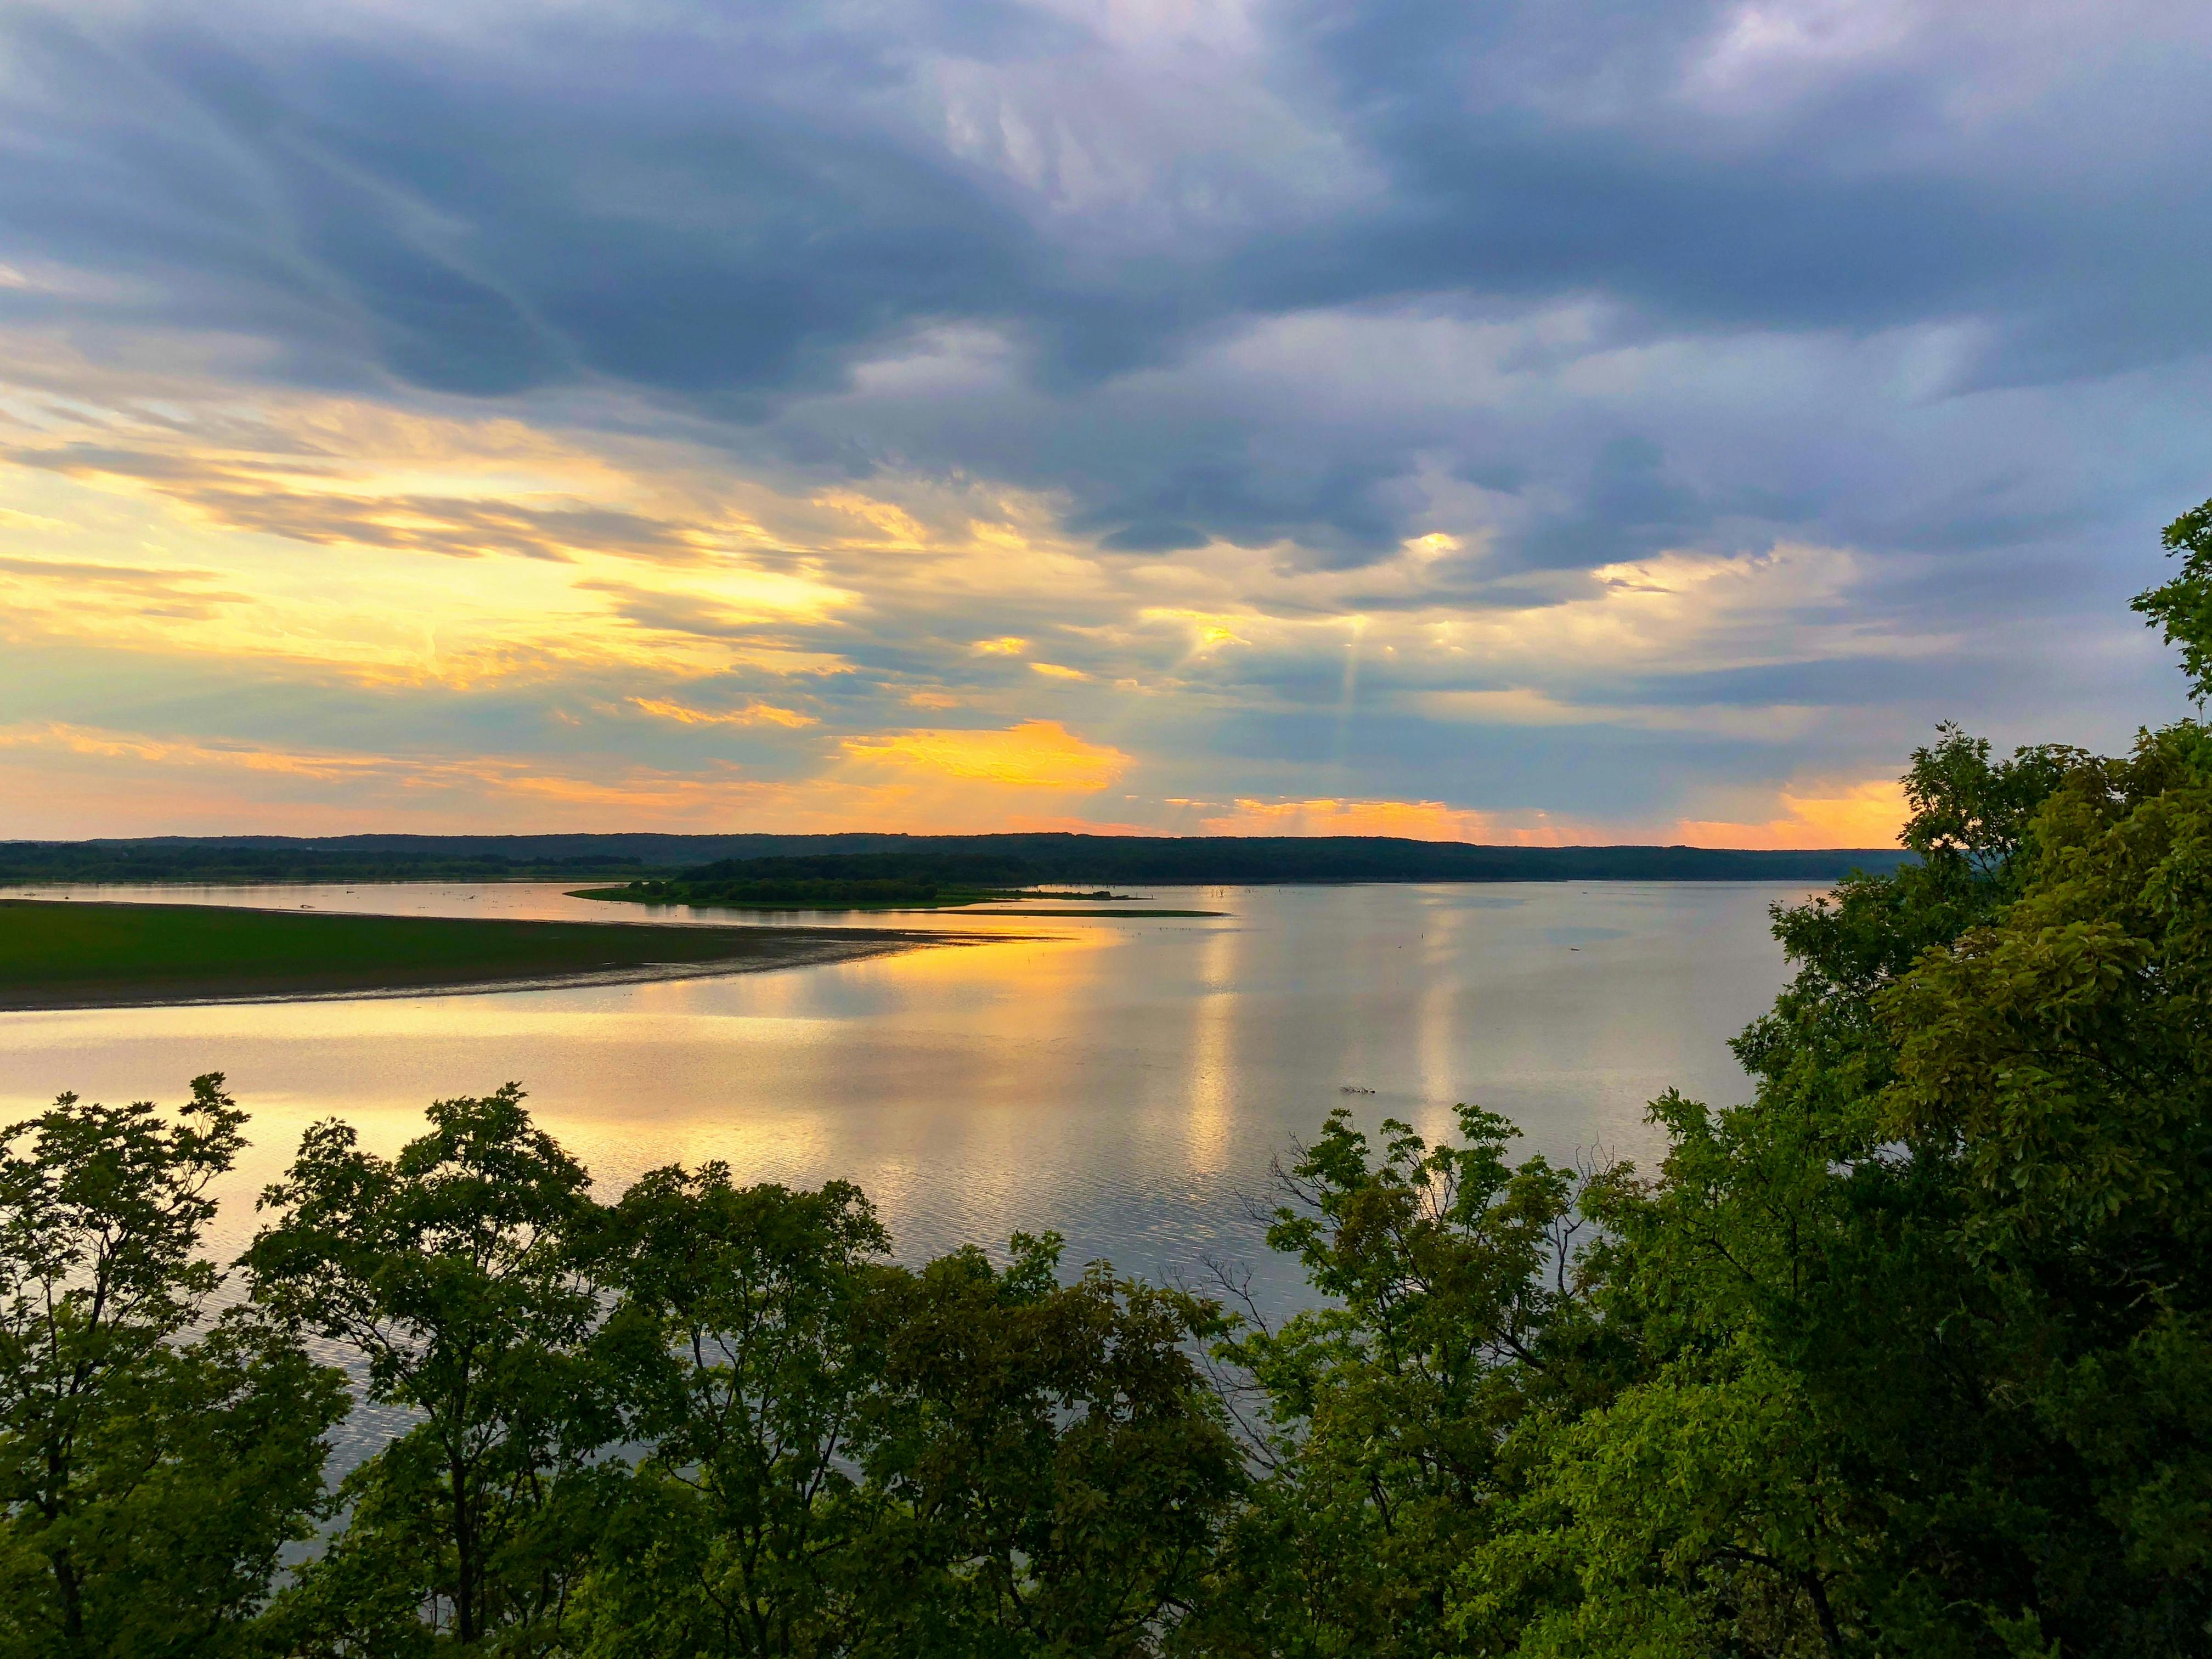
[841,719,1128,791]
[1671,778,1906,849]
[0,718,1133,837]
[0,720,758,833]
[970,636,1028,655]
[628,696,816,729]
[1029,661,1091,681]
[1195,796,1581,844]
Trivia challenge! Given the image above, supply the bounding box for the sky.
[1,0,2206,846]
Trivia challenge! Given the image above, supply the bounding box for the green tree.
[1181,1107,1619,1659]
[859,1234,1244,1658]
[575,1169,890,1659]
[0,1074,343,1659]
[2134,495,2212,700]
[1450,496,2212,1657]
[248,1085,608,1651]
[1878,714,2212,1650]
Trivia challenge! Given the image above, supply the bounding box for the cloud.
[0,716,1124,837]
[5,0,2207,560]
[8,445,702,563]
[0,0,2202,838]
[628,696,817,729]
[1672,776,1909,849]
[842,720,1129,791]
[1195,797,1583,844]
[0,553,249,620]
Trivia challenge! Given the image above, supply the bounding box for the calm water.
[1,880,1811,1313]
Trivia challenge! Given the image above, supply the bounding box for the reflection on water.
[0,881,1814,1316]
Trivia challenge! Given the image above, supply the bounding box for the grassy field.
[0,900,936,1010]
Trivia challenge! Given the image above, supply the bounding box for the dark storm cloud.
[0,9,1052,398]
[2,0,2208,574]
[1254,0,2212,366]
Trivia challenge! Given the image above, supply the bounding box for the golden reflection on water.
[1415,891,1470,1143]
[0,882,1817,1305]
[1181,921,1239,1177]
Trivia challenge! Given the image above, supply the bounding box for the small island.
[572,874,1118,911]
[569,853,1221,915]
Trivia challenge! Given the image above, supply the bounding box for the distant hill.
[0,833,1911,887]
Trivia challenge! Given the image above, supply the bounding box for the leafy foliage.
[858,1235,1241,1657]
[2135,497,2212,701]
[1437,501,2212,1657]
[1182,1107,1617,1659]
[0,1075,343,1659]
[248,1108,1239,1658]
[249,1086,607,1650]
[576,1169,891,1658]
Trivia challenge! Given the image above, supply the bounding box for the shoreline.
[0,898,988,1013]
[0,936,953,1013]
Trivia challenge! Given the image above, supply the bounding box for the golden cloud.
[1671,778,1906,850]
[840,720,1129,791]
[1195,796,1581,844]
[0,719,819,834]
[628,696,817,729]
[809,490,930,546]
[0,718,1150,838]
[0,339,1934,843]
[1139,608,1250,651]
[0,553,250,622]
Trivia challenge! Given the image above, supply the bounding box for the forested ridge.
[3,501,2209,1656]
[0,838,1910,890]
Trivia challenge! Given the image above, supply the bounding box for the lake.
[0,879,1813,1314]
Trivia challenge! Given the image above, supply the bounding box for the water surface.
[1,880,1810,1313]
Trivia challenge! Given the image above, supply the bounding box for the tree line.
[0,847,651,887]
[4,502,2210,1656]
[0,839,1913,893]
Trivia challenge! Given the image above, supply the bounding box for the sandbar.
[0,898,972,1012]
